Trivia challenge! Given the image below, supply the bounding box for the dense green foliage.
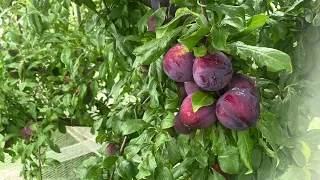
[0,0,320,179]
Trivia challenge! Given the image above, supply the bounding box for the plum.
[230,73,259,97]
[213,163,229,179]
[193,51,233,91]
[21,122,38,140]
[179,93,216,129]
[96,57,104,62]
[174,113,192,134]
[184,81,201,95]
[177,83,188,100]
[106,143,118,156]
[216,88,260,130]
[148,15,155,32]
[163,43,194,82]
[140,65,149,73]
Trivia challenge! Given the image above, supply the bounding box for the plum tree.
[193,51,233,91]
[213,163,229,179]
[163,43,194,82]
[179,93,216,129]
[174,113,192,134]
[216,88,260,130]
[184,81,201,95]
[148,15,155,32]
[229,73,259,97]
[106,143,118,156]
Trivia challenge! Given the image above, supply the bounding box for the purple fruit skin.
[230,73,259,97]
[163,44,194,82]
[193,51,233,91]
[184,81,201,95]
[21,122,37,140]
[177,83,188,100]
[180,93,217,129]
[148,16,155,32]
[216,88,260,130]
[174,113,192,134]
[106,144,117,156]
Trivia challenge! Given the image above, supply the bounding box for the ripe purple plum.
[177,83,188,100]
[21,122,39,140]
[148,15,155,32]
[179,93,217,129]
[184,81,201,95]
[193,51,233,91]
[230,73,259,97]
[174,113,192,134]
[106,143,118,156]
[163,43,194,82]
[216,88,260,130]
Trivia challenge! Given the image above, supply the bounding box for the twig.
[38,147,43,180]
[75,5,82,27]
[102,0,108,9]
[264,0,270,15]
[109,136,128,180]
[119,136,128,154]
[199,0,208,21]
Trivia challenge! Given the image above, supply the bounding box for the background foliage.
[0,0,320,179]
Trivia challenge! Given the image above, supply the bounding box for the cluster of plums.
[162,43,260,134]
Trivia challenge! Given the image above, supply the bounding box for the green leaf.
[133,27,183,67]
[218,145,240,174]
[191,91,214,112]
[35,135,47,148]
[156,8,193,39]
[237,130,253,174]
[278,166,309,180]
[121,119,149,135]
[73,0,96,13]
[155,166,174,180]
[178,27,210,51]
[160,112,175,129]
[154,131,171,149]
[191,169,208,180]
[257,154,276,180]
[228,41,292,72]
[268,19,287,40]
[244,14,269,32]
[211,25,229,51]
[193,45,207,57]
[103,156,118,169]
[313,13,320,26]
[116,157,137,179]
[45,158,60,166]
[256,111,293,147]
[208,4,245,31]
[124,144,140,159]
[207,170,225,180]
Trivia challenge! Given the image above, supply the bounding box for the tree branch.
[200,0,208,21]
[38,147,43,180]
[110,136,128,180]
